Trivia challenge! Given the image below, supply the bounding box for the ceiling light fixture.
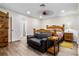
[61,10,65,13]
[27,11,31,14]
[40,4,46,7]
[40,16,42,19]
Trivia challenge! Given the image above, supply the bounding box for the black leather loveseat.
[27,32,52,53]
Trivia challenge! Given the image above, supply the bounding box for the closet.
[0,11,9,47]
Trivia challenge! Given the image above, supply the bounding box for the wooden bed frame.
[33,28,50,34]
[33,24,65,35]
[46,24,64,31]
[46,24,65,35]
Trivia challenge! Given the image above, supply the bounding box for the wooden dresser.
[64,33,73,42]
[0,11,9,47]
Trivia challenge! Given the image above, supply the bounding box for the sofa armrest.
[27,35,35,39]
[41,38,47,49]
[42,38,47,41]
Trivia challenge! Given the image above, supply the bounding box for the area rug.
[60,41,74,49]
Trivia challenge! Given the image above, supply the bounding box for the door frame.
[9,16,12,43]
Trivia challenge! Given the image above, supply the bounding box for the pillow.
[55,28,62,32]
[47,29,54,31]
[56,31,63,39]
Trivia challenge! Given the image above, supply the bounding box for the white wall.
[41,16,77,29]
[27,17,41,35]
[18,16,41,36]
[77,16,79,55]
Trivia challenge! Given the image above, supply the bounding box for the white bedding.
[56,31,64,39]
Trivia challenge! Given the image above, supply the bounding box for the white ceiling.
[0,3,77,19]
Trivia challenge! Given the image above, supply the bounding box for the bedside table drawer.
[64,33,73,42]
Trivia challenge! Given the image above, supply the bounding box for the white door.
[12,13,21,41]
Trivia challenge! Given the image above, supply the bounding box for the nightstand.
[64,33,73,42]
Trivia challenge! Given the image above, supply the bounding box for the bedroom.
[0,3,79,56]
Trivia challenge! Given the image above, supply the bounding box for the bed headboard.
[33,28,50,34]
[46,24,64,31]
[46,24,65,35]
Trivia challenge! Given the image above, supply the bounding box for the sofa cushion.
[34,33,42,39]
[30,38,41,46]
[34,32,52,39]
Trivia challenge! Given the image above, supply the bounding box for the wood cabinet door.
[64,33,73,42]
[0,11,9,47]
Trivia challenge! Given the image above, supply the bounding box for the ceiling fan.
[40,4,53,16]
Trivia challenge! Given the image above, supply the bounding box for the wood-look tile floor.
[0,37,78,56]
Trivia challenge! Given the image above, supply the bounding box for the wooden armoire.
[0,11,9,47]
